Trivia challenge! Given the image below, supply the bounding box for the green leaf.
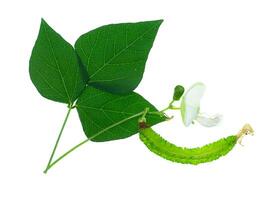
[75,20,163,94]
[29,19,87,104]
[76,86,165,142]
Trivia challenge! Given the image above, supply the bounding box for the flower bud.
[173,85,184,101]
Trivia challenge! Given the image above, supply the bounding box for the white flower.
[196,113,222,127]
[180,82,222,127]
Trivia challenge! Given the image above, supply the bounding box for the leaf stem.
[44,111,145,173]
[45,138,88,172]
[43,106,72,173]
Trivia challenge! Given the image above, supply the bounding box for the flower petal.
[196,113,222,127]
[181,82,206,126]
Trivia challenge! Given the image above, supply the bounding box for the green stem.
[170,107,180,110]
[45,138,88,172]
[160,107,170,113]
[139,107,149,122]
[149,100,180,120]
[44,111,145,173]
[159,100,180,113]
[43,106,72,173]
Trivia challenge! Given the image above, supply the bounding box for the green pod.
[139,124,253,165]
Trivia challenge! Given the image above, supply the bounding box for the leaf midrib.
[43,24,72,104]
[88,22,159,79]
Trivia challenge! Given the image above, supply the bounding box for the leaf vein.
[89,23,158,79]
[43,23,71,103]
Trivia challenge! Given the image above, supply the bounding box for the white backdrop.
[0,0,266,199]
